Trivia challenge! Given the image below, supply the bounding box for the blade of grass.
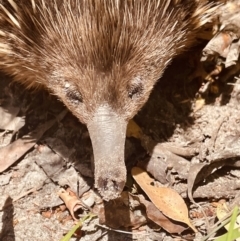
[201,207,240,241]
[214,228,240,241]
[226,206,239,241]
[60,213,96,241]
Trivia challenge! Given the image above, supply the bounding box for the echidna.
[0,0,218,200]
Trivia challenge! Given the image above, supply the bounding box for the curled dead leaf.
[58,188,84,221]
[138,143,190,184]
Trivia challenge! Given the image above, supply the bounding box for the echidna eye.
[128,84,143,99]
[66,90,83,104]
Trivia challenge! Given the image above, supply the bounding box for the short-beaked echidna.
[0,0,218,200]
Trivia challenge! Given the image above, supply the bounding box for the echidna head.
[37,1,175,200]
[0,0,218,200]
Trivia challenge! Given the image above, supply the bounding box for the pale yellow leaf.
[194,98,205,112]
[126,119,143,139]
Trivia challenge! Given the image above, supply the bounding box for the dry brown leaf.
[187,151,240,204]
[132,167,197,232]
[138,143,190,184]
[137,195,187,234]
[0,109,67,172]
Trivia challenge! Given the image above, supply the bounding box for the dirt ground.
[1,42,240,241]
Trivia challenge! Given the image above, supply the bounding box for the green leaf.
[60,213,96,241]
[227,206,239,241]
[214,228,240,241]
[215,207,240,241]
[201,206,240,241]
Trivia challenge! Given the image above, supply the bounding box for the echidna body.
[0,0,217,200]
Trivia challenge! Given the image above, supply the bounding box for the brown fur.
[0,0,219,200]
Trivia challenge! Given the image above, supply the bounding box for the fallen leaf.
[138,143,190,184]
[132,167,197,232]
[137,195,187,234]
[0,105,25,131]
[60,214,95,241]
[214,229,240,241]
[126,119,143,139]
[215,206,240,241]
[194,98,205,112]
[58,188,85,221]
[217,204,240,241]
[216,202,230,229]
[187,151,240,204]
[202,32,233,60]
[187,163,206,204]
[0,109,67,172]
